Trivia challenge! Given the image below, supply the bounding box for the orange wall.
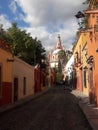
[0,48,13,106]
[93,18,98,105]
[0,48,13,82]
[86,11,98,105]
[73,33,88,93]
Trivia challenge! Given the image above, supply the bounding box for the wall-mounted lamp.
[75,11,85,30]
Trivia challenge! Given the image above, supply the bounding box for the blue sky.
[0,0,87,51]
[0,0,29,27]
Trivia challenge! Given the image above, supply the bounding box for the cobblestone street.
[0,86,92,130]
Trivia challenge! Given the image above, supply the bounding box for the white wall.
[13,57,34,100]
[65,55,74,78]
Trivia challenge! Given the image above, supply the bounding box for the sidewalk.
[0,87,50,114]
[72,90,98,130]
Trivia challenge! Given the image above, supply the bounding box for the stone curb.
[79,101,98,130]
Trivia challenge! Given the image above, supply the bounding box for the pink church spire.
[56,34,62,49]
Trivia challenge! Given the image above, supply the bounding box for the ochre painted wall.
[0,48,13,82]
[0,48,13,106]
[73,33,89,94]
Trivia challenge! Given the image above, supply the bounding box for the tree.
[7,23,24,55]
[58,50,67,66]
[0,22,46,66]
[0,24,5,40]
[35,39,46,64]
[0,24,11,43]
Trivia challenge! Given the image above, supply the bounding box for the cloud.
[0,0,87,52]
[24,17,78,51]
[0,14,11,30]
[15,0,87,51]
[9,0,17,14]
[16,0,86,28]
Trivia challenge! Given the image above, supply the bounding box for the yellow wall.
[73,32,89,95]
[82,42,89,95]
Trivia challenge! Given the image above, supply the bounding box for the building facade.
[13,57,35,101]
[0,39,35,106]
[85,8,98,104]
[0,40,13,106]
[73,0,98,105]
[65,55,74,87]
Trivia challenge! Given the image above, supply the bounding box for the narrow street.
[0,86,92,130]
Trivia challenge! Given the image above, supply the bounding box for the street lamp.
[75,11,85,30]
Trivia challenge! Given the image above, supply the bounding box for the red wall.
[34,67,41,93]
[76,70,83,91]
[0,82,12,106]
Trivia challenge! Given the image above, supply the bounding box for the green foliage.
[57,50,67,74]
[58,50,67,65]
[58,59,62,73]
[83,0,98,8]
[56,72,63,83]
[0,24,11,44]
[82,16,88,29]
[84,0,96,4]
[58,50,66,59]
[0,23,46,66]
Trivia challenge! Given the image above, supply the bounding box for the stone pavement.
[0,87,50,114]
[72,89,98,130]
[0,87,98,130]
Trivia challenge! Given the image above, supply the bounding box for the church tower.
[55,34,62,49]
[49,34,65,68]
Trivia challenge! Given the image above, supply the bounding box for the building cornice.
[84,9,98,14]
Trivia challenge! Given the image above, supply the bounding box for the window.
[23,77,26,95]
[75,52,78,63]
[96,16,98,23]
[0,65,2,96]
[14,77,18,101]
[79,45,81,62]
[94,24,98,32]
[84,71,87,88]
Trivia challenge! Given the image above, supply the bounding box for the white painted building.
[65,55,74,81]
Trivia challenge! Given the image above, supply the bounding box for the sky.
[0,0,87,52]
